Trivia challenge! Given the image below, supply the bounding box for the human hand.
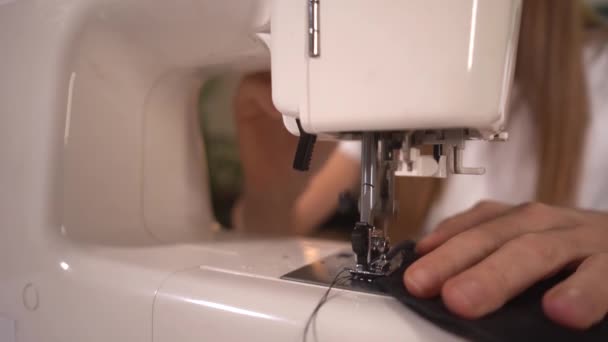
[404,201,608,329]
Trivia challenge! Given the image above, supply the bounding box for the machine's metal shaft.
[360,133,377,225]
[351,134,396,279]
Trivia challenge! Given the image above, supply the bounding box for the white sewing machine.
[0,1,520,341]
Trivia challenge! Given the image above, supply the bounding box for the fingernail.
[450,280,485,315]
[407,267,435,294]
[549,288,581,308]
[546,288,590,322]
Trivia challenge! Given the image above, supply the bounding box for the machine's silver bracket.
[308,0,320,57]
[403,129,490,176]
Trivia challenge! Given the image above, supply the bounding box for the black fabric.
[373,241,608,342]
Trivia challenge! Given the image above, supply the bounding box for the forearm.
[233,149,360,234]
[293,149,360,234]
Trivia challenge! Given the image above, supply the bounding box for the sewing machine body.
[263,0,521,275]
[267,0,521,137]
[0,0,519,341]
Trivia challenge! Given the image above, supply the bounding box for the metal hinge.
[308,0,320,57]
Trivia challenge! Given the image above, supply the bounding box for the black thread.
[303,268,352,342]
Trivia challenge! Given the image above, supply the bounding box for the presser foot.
[347,251,402,282]
[347,266,389,282]
[348,252,391,281]
[350,222,394,281]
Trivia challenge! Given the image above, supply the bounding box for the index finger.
[405,203,573,298]
[416,201,512,254]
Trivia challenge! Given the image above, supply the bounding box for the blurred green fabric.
[199,74,243,228]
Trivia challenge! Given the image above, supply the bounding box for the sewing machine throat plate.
[281,251,390,295]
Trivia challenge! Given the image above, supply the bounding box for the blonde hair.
[517,0,590,205]
[392,0,604,240]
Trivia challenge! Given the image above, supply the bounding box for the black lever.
[292,119,317,171]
